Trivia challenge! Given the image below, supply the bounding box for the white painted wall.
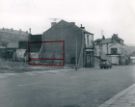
[110,55,119,65]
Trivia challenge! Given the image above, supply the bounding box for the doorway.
[84,51,94,67]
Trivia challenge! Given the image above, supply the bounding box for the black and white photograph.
[0,0,135,107]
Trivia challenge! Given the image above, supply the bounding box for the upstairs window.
[111,48,118,54]
[85,34,93,48]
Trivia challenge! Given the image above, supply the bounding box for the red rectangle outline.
[28,40,64,66]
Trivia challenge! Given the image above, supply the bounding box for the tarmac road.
[0,65,135,107]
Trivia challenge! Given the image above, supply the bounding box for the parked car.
[100,60,112,69]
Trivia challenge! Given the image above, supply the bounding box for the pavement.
[99,84,135,107]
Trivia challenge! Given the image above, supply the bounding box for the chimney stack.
[80,24,85,29]
[29,28,31,34]
[51,22,57,27]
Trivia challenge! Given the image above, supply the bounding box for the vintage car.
[100,60,112,69]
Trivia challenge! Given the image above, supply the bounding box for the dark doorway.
[84,50,94,67]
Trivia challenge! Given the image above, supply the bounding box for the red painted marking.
[31,58,64,60]
[28,40,64,66]
[28,62,64,67]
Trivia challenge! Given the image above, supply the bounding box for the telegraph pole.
[27,28,31,63]
[75,39,78,71]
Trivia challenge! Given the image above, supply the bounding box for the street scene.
[0,64,135,107]
[1,0,135,107]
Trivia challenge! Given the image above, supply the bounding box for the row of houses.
[29,20,130,67]
[94,34,129,65]
[0,20,132,67]
[0,28,28,60]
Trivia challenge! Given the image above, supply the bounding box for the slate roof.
[95,35,124,45]
[43,20,94,35]
[101,38,112,44]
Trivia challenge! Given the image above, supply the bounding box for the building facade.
[129,51,135,64]
[0,28,28,44]
[39,20,94,67]
[0,28,29,60]
[95,34,129,65]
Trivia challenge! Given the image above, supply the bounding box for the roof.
[43,20,94,35]
[95,38,116,44]
[94,38,111,45]
[95,34,124,45]
[102,38,112,44]
[29,34,42,42]
[0,28,28,35]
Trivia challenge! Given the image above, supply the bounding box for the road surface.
[0,65,135,107]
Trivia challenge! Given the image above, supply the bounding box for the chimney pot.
[80,24,85,29]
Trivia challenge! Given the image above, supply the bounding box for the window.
[111,48,118,54]
[87,35,89,46]
[85,34,93,48]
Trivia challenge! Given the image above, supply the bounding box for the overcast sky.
[0,0,135,45]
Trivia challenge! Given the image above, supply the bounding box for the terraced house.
[39,20,94,67]
[94,34,129,65]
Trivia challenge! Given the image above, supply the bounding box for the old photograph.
[0,0,135,107]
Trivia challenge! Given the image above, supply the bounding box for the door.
[84,51,94,67]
